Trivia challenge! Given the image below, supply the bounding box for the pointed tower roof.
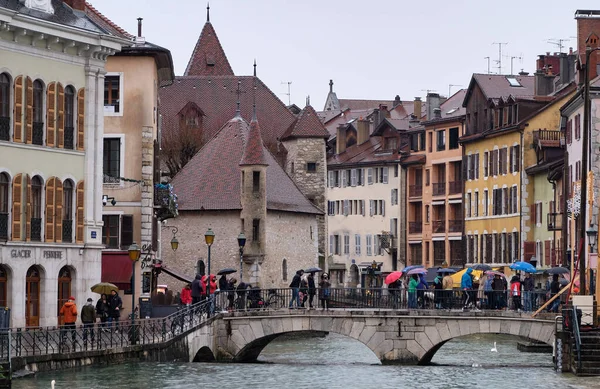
[281,105,330,141]
[240,114,269,166]
[184,16,234,76]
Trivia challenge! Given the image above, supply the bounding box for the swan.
[491,342,498,352]
[51,380,55,389]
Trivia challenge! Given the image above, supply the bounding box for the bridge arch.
[214,313,556,365]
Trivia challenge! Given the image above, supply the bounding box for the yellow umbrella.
[450,269,484,285]
[91,282,119,295]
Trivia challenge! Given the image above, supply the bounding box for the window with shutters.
[366,234,372,256]
[367,168,373,185]
[0,173,8,240]
[0,73,9,141]
[101,214,119,248]
[103,136,123,184]
[466,193,471,218]
[511,186,518,213]
[32,80,44,146]
[575,114,581,140]
[483,152,489,177]
[502,187,508,214]
[104,74,122,115]
[62,180,74,243]
[483,190,489,216]
[357,169,363,186]
[64,86,75,149]
[355,234,361,255]
[343,234,350,254]
[474,191,479,217]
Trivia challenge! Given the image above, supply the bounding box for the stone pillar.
[141,126,154,250]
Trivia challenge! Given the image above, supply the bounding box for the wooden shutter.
[11,174,22,241]
[25,174,31,241]
[544,240,551,267]
[25,77,33,144]
[55,179,63,242]
[13,76,23,143]
[531,202,536,225]
[523,242,535,262]
[46,82,56,147]
[77,88,85,151]
[76,180,84,243]
[45,177,55,242]
[121,215,133,249]
[514,145,520,173]
[57,83,65,148]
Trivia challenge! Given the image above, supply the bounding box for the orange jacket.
[60,301,78,324]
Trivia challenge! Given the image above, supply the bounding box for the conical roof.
[184,21,234,76]
[281,105,330,140]
[240,114,268,166]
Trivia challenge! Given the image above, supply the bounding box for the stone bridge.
[185,310,557,364]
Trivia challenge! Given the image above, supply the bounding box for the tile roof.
[327,137,401,167]
[469,74,536,102]
[184,21,234,77]
[439,89,467,118]
[240,115,268,166]
[172,116,321,214]
[84,1,134,39]
[281,105,330,140]
[159,76,297,161]
[338,99,395,111]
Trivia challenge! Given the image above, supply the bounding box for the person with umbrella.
[522,273,534,311]
[549,274,561,313]
[442,271,454,309]
[307,272,316,310]
[408,275,418,309]
[433,269,443,309]
[510,275,522,311]
[95,294,109,330]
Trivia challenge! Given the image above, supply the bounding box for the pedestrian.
[388,279,400,309]
[549,274,561,313]
[307,272,316,309]
[433,272,443,309]
[408,275,418,309]
[300,275,308,308]
[319,273,331,310]
[180,283,192,306]
[59,296,77,347]
[483,275,493,309]
[511,275,522,311]
[81,297,96,345]
[209,275,217,313]
[289,270,303,309]
[95,293,109,330]
[108,290,122,332]
[442,272,454,309]
[461,268,473,310]
[522,273,534,311]
[191,274,202,305]
[417,274,428,308]
[227,278,237,311]
[492,275,504,309]
[200,275,209,303]
[219,275,228,291]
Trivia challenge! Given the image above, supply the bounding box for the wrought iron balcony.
[433,182,446,196]
[64,126,74,150]
[0,213,7,240]
[0,117,9,141]
[32,122,44,145]
[409,222,422,234]
[547,212,562,231]
[62,219,73,243]
[432,220,445,233]
[448,181,462,195]
[409,185,422,198]
[31,217,42,241]
[448,219,463,232]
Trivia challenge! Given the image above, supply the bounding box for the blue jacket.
[417,274,428,290]
[461,268,473,290]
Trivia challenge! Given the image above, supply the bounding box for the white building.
[0,0,127,327]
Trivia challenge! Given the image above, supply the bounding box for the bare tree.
[161,108,204,178]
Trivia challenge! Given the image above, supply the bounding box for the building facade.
[0,0,126,327]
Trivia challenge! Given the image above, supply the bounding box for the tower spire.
[206,2,210,22]
[253,59,257,77]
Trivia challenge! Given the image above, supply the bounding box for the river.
[12,333,598,389]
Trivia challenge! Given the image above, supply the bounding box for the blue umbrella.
[403,265,424,273]
[509,261,536,273]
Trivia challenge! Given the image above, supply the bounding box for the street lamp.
[204,228,215,317]
[587,225,598,253]
[237,232,246,282]
[128,242,141,344]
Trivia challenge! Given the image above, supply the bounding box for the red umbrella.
[385,271,402,284]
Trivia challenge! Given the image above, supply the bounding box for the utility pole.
[484,57,491,74]
[281,81,292,106]
[492,42,508,74]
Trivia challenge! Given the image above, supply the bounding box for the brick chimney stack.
[63,0,85,11]
[575,10,600,83]
[413,97,422,120]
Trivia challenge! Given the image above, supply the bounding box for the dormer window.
[384,137,397,151]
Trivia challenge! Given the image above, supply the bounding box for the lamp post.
[204,228,215,317]
[237,233,246,282]
[127,242,141,345]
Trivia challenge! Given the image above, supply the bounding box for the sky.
[95,0,600,110]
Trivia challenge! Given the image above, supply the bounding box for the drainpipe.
[520,131,524,261]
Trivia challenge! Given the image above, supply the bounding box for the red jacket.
[180,287,192,305]
[209,275,217,294]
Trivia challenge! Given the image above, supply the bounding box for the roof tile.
[240,115,268,166]
[281,105,330,140]
[184,21,234,77]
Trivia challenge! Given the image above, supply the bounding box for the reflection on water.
[13,332,600,389]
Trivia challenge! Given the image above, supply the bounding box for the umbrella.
[484,270,506,278]
[90,282,119,295]
[407,268,428,275]
[305,267,323,273]
[437,268,457,274]
[469,264,492,271]
[545,267,570,275]
[217,268,237,276]
[509,261,537,273]
[385,271,403,285]
[403,265,424,273]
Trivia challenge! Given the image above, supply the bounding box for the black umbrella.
[469,264,492,271]
[545,267,570,275]
[437,268,457,274]
[217,268,237,276]
[305,267,323,273]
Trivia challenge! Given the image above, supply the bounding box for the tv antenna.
[281,81,292,105]
[484,57,491,74]
[508,55,522,75]
[448,84,462,97]
[492,42,508,74]
[421,89,437,94]
[547,38,570,53]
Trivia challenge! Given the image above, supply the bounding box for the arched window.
[26,266,40,327]
[64,86,75,149]
[31,176,42,241]
[0,173,8,240]
[282,258,287,281]
[0,73,9,141]
[32,80,44,145]
[196,260,205,276]
[62,180,73,243]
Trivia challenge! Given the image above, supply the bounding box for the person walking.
[289,270,303,309]
[408,275,418,309]
[433,272,443,309]
[307,272,316,309]
[492,275,504,310]
[81,298,96,345]
[461,268,474,310]
[59,296,78,349]
[522,273,534,312]
[442,273,454,309]
[95,293,109,330]
[180,283,192,306]
[227,278,237,311]
[108,290,123,333]
[209,275,218,313]
[300,276,308,308]
[319,273,331,310]
[191,274,202,305]
[549,274,561,313]
[510,275,522,312]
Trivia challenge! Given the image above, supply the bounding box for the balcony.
[448,181,462,195]
[533,129,563,148]
[64,126,74,150]
[409,185,422,198]
[448,219,463,232]
[547,212,562,231]
[433,182,446,196]
[432,220,445,233]
[409,222,422,234]
[62,220,73,243]
[0,212,7,240]
[31,217,42,241]
[0,117,9,141]
[33,122,44,145]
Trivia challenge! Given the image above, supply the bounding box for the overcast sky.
[97,0,598,110]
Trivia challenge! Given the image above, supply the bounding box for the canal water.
[12,333,598,389]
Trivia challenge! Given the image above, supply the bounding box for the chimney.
[336,125,347,154]
[63,0,85,11]
[393,95,402,108]
[575,10,600,82]
[138,17,143,37]
[534,70,555,96]
[413,97,422,120]
[433,108,442,119]
[519,70,529,76]
[356,119,370,145]
[135,17,146,46]
[426,93,441,120]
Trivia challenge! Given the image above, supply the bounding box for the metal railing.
[409,222,422,234]
[432,182,446,196]
[448,181,462,195]
[547,212,562,231]
[563,305,582,371]
[409,185,422,198]
[432,220,445,233]
[448,219,462,232]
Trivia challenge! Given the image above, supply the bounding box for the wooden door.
[25,267,40,327]
[57,267,71,326]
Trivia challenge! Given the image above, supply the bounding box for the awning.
[102,252,133,290]
[156,263,193,283]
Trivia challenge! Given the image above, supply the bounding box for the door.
[25,266,40,327]
[57,267,71,325]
